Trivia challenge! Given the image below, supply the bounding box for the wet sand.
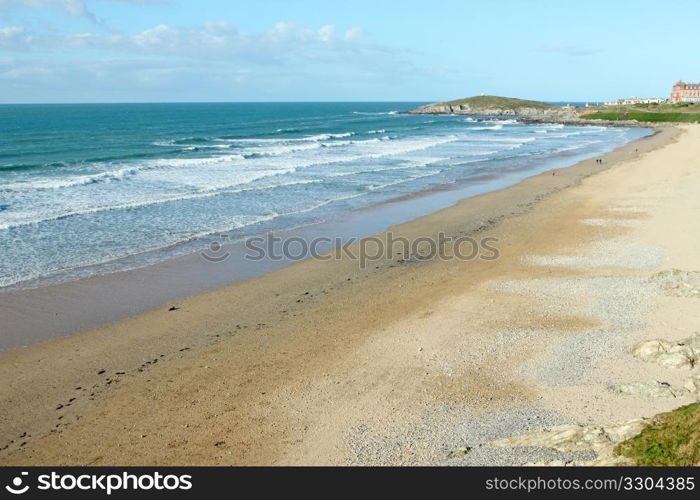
[2,124,697,465]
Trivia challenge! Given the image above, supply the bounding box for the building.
[671,81,700,103]
[604,96,667,106]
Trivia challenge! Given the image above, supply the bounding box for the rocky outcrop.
[405,96,662,127]
[633,333,700,369]
[649,269,700,297]
[489,419,648,466]
[409,103,577,120]
[612,381,680,398]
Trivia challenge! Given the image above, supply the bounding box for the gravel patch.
[446,444,596,466]
[522,240,666,270]
[580,218,642,228]
[609,206,652,213]
[490,276,653,326]
[345,404,592,466]
[490,275,656,386]
[522,328,621,386]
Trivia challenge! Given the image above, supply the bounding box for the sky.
[0,0,699,103]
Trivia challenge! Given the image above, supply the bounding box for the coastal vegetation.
[615,402,700,466]
[581,110,700,123]
[582,102,700,123]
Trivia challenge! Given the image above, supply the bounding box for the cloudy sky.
[1,0,698,103]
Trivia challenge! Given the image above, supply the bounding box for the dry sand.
[1,124,699,465]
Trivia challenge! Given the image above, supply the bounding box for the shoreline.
[0,124,689,465]
[0,125,655,352]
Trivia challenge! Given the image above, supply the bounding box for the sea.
[0,102,651,289]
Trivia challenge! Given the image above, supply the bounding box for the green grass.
[615,402,700,466]
[439,95,554,110]
[624,102,700,113]
[581,111,700,123]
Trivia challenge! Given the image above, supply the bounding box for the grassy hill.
[438,95,555,110]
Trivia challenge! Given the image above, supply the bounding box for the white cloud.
[0,26,32,50]
[0,19,424,102]
[0,0,168,23]
[318,24,335,43]
[344,27,363,41]
[130,23,179,48]
[42,21,385,67]
[0,0,90,17]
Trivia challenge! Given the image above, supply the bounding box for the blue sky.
[0,0,698,103]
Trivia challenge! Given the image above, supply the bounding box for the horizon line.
[0,99,610,106]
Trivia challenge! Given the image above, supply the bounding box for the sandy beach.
[2,123,700,465]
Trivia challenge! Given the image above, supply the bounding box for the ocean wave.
[154,132,355,149]
[2,133,446,194]
[367,169,443,191]
[228,134,458,174]
[241,142,323,158]
[324,157,448,178]
[0,177,324,232]
[1,154,255,192]
[469,124,504,131]
[351,111,398,115]
[1,134,462,229]
[320,138,383,148]
[550,140,602,154]
[1,167,141,192]
[0,161,71,173]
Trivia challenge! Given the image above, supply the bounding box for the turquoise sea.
[0,102,650,288]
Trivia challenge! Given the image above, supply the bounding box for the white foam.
[0,178,324,231]
[2,167,141,191]
[352,111,399,115]
[470,124,504,131]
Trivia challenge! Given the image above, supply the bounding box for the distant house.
[671,81,700,103]
[604,96,667,106]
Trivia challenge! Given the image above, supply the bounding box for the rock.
[489,418,647,465]
[649,269,700,297]
[684,373,700,397]
[408,104,579,122]
[633,339,674,361]
[632,334,699,369]
[405,96,583,123]
[612,381,678,398]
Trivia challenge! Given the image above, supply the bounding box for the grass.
[630,102,700,112]
[581,102,700,123]
[615,402,700,466]
[439,95,554,110]
[581,111,700,123]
